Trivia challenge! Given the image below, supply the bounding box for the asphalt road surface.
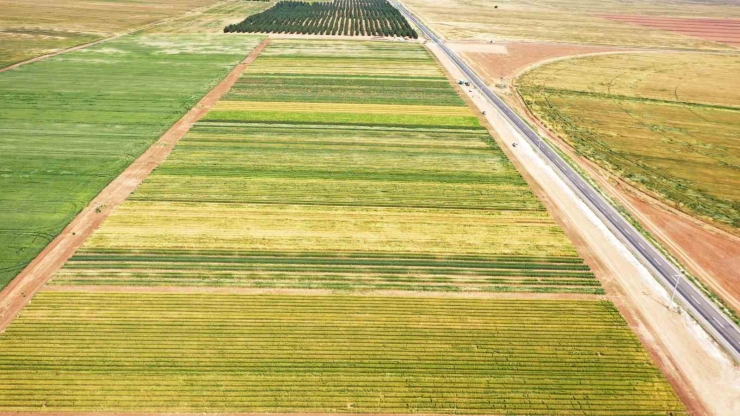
[391,0,740,361]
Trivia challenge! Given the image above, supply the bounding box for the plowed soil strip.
[0,37,271,333]
[43,285,605,300]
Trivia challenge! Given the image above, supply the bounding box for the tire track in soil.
[0,37,271,332]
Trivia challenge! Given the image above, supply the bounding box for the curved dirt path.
[0,38,270,332]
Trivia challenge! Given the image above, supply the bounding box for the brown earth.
[0,38,271,333]
[601,15,740,47]
[449,41,627,85]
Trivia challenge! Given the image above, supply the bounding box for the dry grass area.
[0,0,227,67]
[402,0,740,49]
[145,0,275,34]
[518,52,740,231]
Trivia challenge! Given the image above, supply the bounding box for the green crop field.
[0,293,684,415]
[0,34,264,290]
[54,39,601,295]
[518,52,740,231]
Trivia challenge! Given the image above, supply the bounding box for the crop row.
[0,293,683,414]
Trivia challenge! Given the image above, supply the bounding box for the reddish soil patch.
[451,42,625,85]
[0,38,271,332]
[601,14,740,47]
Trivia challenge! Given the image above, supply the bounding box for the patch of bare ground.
[450,41,630,85]
[427,41,740,415]
[0,38,271,333]
[504,83,740,316]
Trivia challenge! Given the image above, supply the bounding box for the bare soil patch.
[0,38,271,333]
[601,15,740,47]
[450,41,626,84]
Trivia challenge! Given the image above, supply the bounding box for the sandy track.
[43,285,605,300]
[0,38,270,333]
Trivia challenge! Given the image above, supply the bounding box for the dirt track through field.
[0,38,270,333]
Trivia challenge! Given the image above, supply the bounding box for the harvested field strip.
[54,251,600,293]
[213,101,473,116]
[0,293,683,414]
[0,34,263,290]
[227,74,464,105]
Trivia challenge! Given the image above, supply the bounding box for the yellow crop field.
[518,52,740,231]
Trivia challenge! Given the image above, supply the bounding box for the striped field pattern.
[0,293,683,414]
[0,39,685,414]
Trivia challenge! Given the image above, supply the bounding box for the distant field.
[518,52,740,231]
[401,0,740,49]
[0,293,683,414]
[146,0,275,34]
[0,0,225,67]
[0,34,263,289]
[57,39,600,294]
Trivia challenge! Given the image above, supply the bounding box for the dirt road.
[0,38,270,333]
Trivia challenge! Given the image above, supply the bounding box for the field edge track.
[0,37,271,333]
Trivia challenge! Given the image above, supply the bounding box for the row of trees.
[224,0,418,38]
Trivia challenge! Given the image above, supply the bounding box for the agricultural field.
[0,0,225,68]
[517,52,740,231]
[56,39,600,295]
[0,293,683,414]
[225,0,417,37]
[0,38,685,414]
[145,0,275,34]
[0,34,264,290]
[401,0,740,49]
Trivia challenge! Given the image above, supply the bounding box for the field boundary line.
[42,285,607,300]
[0,0,235,73]
[0,37,271,332]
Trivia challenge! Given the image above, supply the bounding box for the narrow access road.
[391,0,740,362]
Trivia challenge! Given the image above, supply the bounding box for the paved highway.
[392,0,740,361]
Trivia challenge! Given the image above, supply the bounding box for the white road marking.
[638,242,645,249]
[713,317,725,328]
[691,295,699,302]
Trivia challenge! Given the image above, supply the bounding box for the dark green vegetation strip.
[0,293,684,414]
[225,0,417,38]
[0,34,263,290]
